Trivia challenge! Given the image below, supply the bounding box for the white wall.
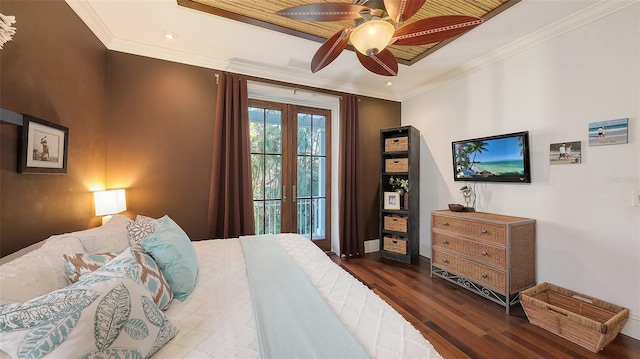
[403,5,640,339]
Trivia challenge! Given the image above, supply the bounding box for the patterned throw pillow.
[126,215,159,247]
[63,252,119,283]
[136,215,159,227]
[0,276,177,358]
[94,246,173,310]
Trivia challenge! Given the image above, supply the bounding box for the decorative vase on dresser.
[430,210,536,313]
[379,126,420,264]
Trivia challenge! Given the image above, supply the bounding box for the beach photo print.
[550,141,581,165]
[589,118,628,146]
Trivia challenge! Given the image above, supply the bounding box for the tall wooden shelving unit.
[379,126,420,264]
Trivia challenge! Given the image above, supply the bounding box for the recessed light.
[164,31,176,40]
[386,81,392,86]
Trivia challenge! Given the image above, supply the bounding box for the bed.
[0,214,442,359]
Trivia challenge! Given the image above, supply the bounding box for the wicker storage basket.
[383,236,407,255]
[384,215,408,232]
[384,137,408,152]
[385,158,408,173]
[520,282,629,352]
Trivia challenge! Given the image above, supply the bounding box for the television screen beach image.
[452,131,530,183]
[589,118,628,146]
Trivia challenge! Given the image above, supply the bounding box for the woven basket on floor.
[520,282,628,353]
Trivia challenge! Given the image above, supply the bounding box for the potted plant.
[389,176,410,209]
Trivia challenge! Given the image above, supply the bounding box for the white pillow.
[0,276,177,357]
[0,236,85,304]
[49,214,131,253]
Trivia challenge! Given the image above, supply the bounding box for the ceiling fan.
[276,0,483,76]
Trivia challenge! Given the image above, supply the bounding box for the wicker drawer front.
[384,215,408,232]
[432,232,506,269]
[384,137,408,152]
[433,214,506,245]
[385,158,408,173]
[383,237,407,255]
[433,249,506,292]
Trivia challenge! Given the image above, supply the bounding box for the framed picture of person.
[550,141,581,165]
[18,115,69,174]
[588,118,628,146]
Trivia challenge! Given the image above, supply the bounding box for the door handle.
[293,185,297,203]
[283,185,287,202]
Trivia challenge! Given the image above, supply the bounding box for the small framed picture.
[588,118,628,146]
[384,191,400,210]
[550,141,581,165]
[18,115,69,174]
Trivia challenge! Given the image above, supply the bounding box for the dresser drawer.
[433,214,506,245]
[432,249,506,292]
[432,232,506,269]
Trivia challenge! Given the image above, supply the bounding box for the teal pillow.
[140,216,198,300]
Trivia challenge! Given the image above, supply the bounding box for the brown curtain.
[207,72,255,238]
[339,95,364,258]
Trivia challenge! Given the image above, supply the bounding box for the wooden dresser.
[431,210,536,313]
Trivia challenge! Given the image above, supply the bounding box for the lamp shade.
[350,20,395,56]
[94,189,127,216]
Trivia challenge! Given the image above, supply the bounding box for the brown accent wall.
[358,98,401,239]
[0,0,108,256]
[106,52,217,240]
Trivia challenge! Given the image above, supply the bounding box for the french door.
[249,99,331,251]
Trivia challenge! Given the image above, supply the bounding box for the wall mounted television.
[452,131,531,183]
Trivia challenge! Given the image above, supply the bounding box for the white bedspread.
[154,234,442,359]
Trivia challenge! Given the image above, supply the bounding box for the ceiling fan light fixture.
[350,20,394,56]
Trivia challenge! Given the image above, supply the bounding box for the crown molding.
[65,0,114,47]
[402,0,638,101]
[108,38,230,70]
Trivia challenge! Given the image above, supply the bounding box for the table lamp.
[94,189,126,224]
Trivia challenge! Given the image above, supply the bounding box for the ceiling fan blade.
[393,15,483,46]
[384,0,426,24]
[276,3,370,21]
[311,28,351,73]
[356,49,398,76]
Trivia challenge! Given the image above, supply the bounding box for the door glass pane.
[297,197,312,239]
[312,157,326,197]
[253,201,265,235]
[265,155,281,199]
[251,154,264,200]
[297,155,311,197]
[312,198,326,239]
[297,113,312,155]
[249,107,265,153]
[265,109,282,154]
[264,200,281,234]
[312,115,326,156]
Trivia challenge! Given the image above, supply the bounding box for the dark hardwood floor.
[331,252,640,359]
